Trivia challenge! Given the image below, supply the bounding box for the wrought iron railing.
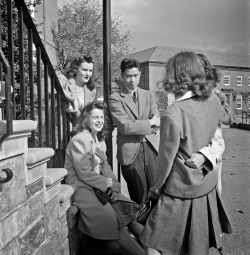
[0,0,71,167]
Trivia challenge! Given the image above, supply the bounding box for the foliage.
[154,90,168,111]
[53,0,135,82]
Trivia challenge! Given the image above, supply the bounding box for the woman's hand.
[186,153,206,169]
[110,179,121,193]
[109,191,118,202]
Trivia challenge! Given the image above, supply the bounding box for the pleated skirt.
[140,188,232,255]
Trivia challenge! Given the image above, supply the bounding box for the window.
[236,94,242,109]
[237,75,242,86]
[224,75,230,86]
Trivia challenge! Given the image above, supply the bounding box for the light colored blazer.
[64,130,116,192]
[109,86,159,165]
[150,93,225,200]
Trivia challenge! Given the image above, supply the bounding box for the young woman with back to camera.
[140,52,232,255]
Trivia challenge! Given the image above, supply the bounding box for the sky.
[58,0,250,55]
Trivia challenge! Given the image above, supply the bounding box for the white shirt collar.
[174,91,195,103]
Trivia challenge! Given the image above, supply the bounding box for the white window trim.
[248,76,250,86]
[224,75,230,86]
[236,94,242,109]
[237,75,242,86]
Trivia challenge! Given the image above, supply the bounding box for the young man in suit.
[109,58,160,204]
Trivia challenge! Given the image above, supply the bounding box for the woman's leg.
[117,228,146,255]
[146,247,162,255]
[128,221,144,240]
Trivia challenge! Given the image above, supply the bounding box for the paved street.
[216,128,250,255]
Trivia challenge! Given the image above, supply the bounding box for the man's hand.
[186,153,207,169]
[149,114,160,127]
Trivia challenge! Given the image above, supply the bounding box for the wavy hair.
[63,56,95,91]
[163,51,213,99]
[197,53,221,87]
[73,101,109,141]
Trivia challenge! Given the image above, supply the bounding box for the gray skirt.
[140,188,232,254]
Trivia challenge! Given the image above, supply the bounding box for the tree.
[53,0,135,82]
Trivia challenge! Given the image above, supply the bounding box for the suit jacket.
[64,130,116,192]
[149,93,224,200]
[109,86,159,165]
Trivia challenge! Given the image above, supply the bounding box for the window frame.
[236,94,242,109]
[224,75,230,86]
[236,75,242,86]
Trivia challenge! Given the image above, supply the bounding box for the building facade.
[129,46,250,114]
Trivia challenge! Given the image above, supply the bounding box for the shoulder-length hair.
[63,56,95,91]
[163,51,213,99]
[197,53,221,87]
[73,101,109,141]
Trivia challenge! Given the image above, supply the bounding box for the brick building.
[129,46,250,114]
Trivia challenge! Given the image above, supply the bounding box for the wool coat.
[141,93,232,254]
[64,130,132,240]
[109,86,160,166]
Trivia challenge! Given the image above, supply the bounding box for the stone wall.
[0,121,72,255]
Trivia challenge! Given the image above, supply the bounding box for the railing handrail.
[0,0,71,148]
[0,47,13,143]
[14,0,67,100]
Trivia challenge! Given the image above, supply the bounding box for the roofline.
[140,61,250,71]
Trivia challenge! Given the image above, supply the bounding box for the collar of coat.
[174,90,195,103]
[81,129,106,161]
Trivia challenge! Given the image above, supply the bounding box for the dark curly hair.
[163,51,213,99]
[120,58,141,73]
[197,53,221,87]
[73,101,109,141]
[63,56,95,91]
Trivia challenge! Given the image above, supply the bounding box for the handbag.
[135,199,154,224]
[94,187,112,205]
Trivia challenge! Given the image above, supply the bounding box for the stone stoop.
[59,184,75,218]
[25,147,55,186]
[44,168,68,204]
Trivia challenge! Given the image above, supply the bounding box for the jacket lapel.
[120,86,138,119]
[137,88,147,119]
[94,146,106,161]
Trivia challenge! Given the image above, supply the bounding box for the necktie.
[133,91,137,103]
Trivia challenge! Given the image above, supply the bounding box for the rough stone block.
[0,134,28,160]
[58,239,70,255]
[59,214,68,246]
[26,179,44,200]
[0,155,26,218]
[0,238,19,255]
[0,204,29,250]
[44,181,61,204]
[24,162,47,187]
[18,217,45,255]
[27,192,45,226]
[44,196,59,237]
[59,197,71,218]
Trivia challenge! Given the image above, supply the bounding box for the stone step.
[59,184,75,217]
[44,168,68,204]
[0,120,37,160]
[24,148,54,186]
